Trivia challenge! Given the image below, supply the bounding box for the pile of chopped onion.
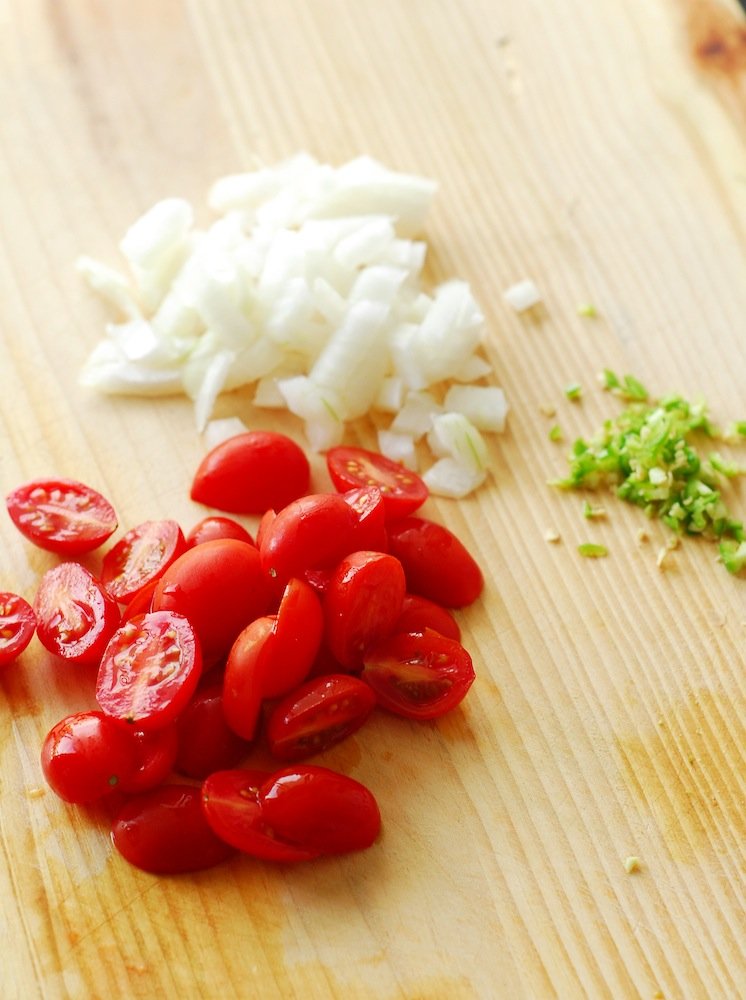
[77,153,508,497]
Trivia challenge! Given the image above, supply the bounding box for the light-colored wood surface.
[2,1,746,997]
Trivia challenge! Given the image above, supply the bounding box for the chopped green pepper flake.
[548,424,564,442]
[582,500,606,519]
[578,543,608,558]
[552,373,746,573]
[577,303,598,318]
[564,382,583,401]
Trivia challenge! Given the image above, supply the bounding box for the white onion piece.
[75,256,141,320]
[377,430,418,470]
[374,376,405,414]
[390,390,443,438]
[203,416,249,451]
[78,340,182,395]
[423,458,487,498]
[277,375,345,451]
[443,384,509,432]
[503,279,541,312]
[119,198,194,312]
[427,412,489,473]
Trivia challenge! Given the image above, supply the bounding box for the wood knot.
[687,0,746,79]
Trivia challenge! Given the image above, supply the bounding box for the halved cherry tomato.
[0,592,36,666]
[323,551,406,670]
[34,562,121,665]
[6,478,117,555]
[175,683,251,779]
[191,431,310,514]
[255,509,276,550]
[101,519,187,603]
[223,578,323,738]
[41,711,136,804]
[326,446,428,520]
[152,538,271,666]
[96,611,202,731]
[386,516,484,607]
[201,769,319,862]
[259,765,381,855]
[120,577,159,622]
[117,725,179,795]
[343,486,388,552]
[112,784,236,873]
[259,493,359,588]
[186,515,255,548]
[266,674,377,761]
[394,593,461,641]
[361,628,475,720]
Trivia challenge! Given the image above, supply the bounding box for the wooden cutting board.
[2,1,745,997]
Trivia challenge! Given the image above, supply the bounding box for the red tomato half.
[6,478,117,555]
[96,611,202,731]
[152,539,271,666]
[259,765,381,855]
[191,431,310,514]
[361,628,475,720]
[175,683,251,780]
[323,551,406,670]
[259,493,359,588]
[186,515,255,548]
[386,516,484,607]
[117,725,179,795]
[394,594,461,641]
[34,562,121,665]
[343,486,388,552]
[0,592,36,666]
[101,519,187,603]
[112,785,236,874]
[326,446,428,520]
[266,674,377,761]
[41,711,136,804]
[201,769,319,862]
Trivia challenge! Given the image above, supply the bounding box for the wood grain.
[2,1,746,997]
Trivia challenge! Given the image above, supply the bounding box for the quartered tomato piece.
[41,710,136,804]
[120,578,159,622]
[175,683,251,779]
[34,562,121,665]
[0,592,36,666]
[186,515,255,548]
[96,611,202,731]
[259,765,381,855]
[258,493,358,589]
[112,784,236,874]
[326,446,428,520]
[386,516,484,607]
[101,519,187,603]
[152,539,271,666]
[201,769,319,862]
[6,478,117,555]
[191,431,310,514]
[323,551,406,670]
[361,628,475,720]
[394,593,461,641]
[266,674,377,761]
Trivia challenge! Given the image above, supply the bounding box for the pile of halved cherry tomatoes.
[1,433,483,873]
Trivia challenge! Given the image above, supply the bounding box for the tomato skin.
[201,769,319,862]
[34,562,121,665]
[361,628,475,720]
[258,493,358,589]
[323,551,406,670]
[386,516,484,607]
[222,617,273,741]
[117,725,179,795]
[186,515,255,548]
[96,611,202,732]
[342,486,388,552]
[0,592,36,666]
[101,519,187,603]
[112,784,236,874]
[41,711,136,804]
[327,446,428,520]
[6,478,117,555]
[266,674,377,761]
[152,538,271,666]
[120,578,159,622]
[191,431,310,515]
[264,578,323,697]
[175,683,251,779]
[260,765,381,855]
[394,593,461,641]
